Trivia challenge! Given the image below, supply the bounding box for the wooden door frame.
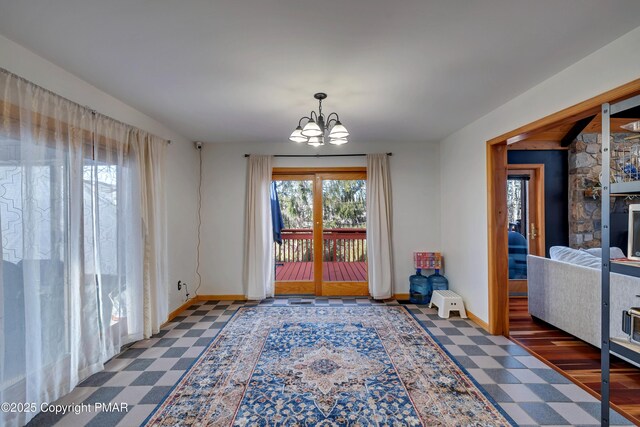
[507,164,546,256]
[271,171,316,295]
[486,78,640,336]
[507,164,545,296]
[272,167,367,296]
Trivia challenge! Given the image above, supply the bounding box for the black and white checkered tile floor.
[27,298,632,426]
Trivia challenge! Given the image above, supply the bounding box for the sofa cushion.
[549,246,602,268]
[582,246,626,259]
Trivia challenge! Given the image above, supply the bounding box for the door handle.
[530,223,537,240]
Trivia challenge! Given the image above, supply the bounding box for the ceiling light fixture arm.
[325,112,340,129]
[298,116,311,127]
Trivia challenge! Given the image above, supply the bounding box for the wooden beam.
[488,78,640,146]
[582,114,640,133]
[507,140,567,150]
[560,115,596,147]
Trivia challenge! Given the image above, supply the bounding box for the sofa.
[528,252,640,364]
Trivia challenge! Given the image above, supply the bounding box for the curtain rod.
[244,153,392,158]
[0,67,170,144]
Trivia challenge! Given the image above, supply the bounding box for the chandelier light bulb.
[329,121,349,138]
[289,126,307,143]
[301,119,322,137]
[307,136,324,147]
[329,137,348,145]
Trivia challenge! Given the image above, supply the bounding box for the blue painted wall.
[507,150,569,257]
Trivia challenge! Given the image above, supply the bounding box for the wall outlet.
[177,280,190,300]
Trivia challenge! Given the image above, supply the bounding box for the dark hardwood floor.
[509,297,640,424]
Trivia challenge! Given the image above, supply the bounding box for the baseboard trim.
[196,294,247,301]
[466,310,490,332]
[166,295,247,323]
[167,297,198,323]
[393,293,409,300]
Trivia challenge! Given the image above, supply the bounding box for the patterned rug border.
[142,304,516,427]
[402,307,517,426]
[141,306,244,426]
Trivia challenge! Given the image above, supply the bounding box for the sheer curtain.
[0,69,164,426]
[132,130,168,337]
[243,155,274,300]
[366,154,394,299]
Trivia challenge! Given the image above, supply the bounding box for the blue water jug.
[428,269,449,292]
[410,269,431,304]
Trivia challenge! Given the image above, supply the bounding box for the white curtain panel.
[132,131,169,338]
[0,69,165,426]
[366,154,394,299]
[243,155,274,300]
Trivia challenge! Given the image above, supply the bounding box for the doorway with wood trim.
[486,78,640,337]
[272,167,368,296]
[507,164,545,297]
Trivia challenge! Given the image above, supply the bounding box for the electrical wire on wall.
[194,143,203,296]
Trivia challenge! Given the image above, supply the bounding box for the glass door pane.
[507,176,529,279]
[273,180,314,286]
[322,179,367,283]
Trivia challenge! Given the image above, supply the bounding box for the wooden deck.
[509,297,640,425]
[275,261,367,282]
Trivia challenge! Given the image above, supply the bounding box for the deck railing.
[274,228,366,263]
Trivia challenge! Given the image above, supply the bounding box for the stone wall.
[569,132,640,248]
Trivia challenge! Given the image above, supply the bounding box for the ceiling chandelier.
[289,92,349,146]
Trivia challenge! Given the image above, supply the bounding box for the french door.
[506,164,545,296]
[273,168,368,296]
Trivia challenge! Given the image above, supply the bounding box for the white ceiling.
[1,1,639,143]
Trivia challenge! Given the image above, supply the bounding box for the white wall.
[0,34,200,313]
[440,26,640,323]
[165,144,200,311]
[199,141,440,296]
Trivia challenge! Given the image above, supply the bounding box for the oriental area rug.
[144,306,513,426]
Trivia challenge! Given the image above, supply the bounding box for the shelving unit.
[610,338,640,363]
[601,93,640,426]
[610,261,640,277]
[611,181,640,194]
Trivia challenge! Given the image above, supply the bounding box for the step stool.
[428,290,467,319]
